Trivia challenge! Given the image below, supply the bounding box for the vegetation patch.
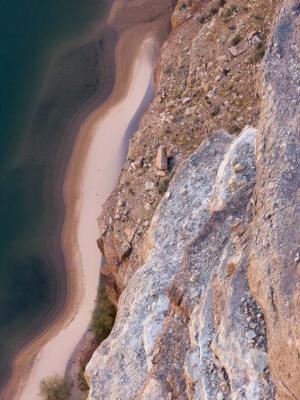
[209,5,219,16]
[40,375,70,400]
[91,279,117,344]
[157,177,171,195]
[196,14,206,24]
[248,42,266,64]
[231,33,242,46]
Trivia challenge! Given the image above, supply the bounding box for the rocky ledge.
[86,0,300,399]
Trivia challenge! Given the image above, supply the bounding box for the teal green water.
[0,0,112,386]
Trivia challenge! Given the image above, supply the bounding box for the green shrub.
[210,104,221,117]
[40,375,70,400]
[253,14,263,21]
[164,64,173,75]
[209,5,219,15]
[228,24,236,32]
[248,42,266,64]
[91,280,116,344]
[77,364,89,393]
[249,48,265,64]
[157,177,170,195]
[196,14,206,24]
[231,34,242,46]
[222,4,237,18]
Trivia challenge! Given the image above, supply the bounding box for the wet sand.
[2,1,174,399]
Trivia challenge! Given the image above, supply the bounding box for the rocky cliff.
[86,0,300,399]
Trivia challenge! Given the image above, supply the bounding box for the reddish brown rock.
[156,145,168,170]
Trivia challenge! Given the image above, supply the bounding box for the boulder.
[155,145,168,171]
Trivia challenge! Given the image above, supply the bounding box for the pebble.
[145,181,155,191]
[155,170,166,177]
[246,330,257,341]
[268,181,275,190]
[217,392,224,400]
[144,203,152,211]
[132,156,144,169]
[250,349,268,373]
[117,198,125,207]
[219,381,230,394]
[207,61,214,70]
[182,97,191,104]
[233,162,246,172]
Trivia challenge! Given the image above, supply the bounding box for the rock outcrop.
[86,0,300,399]
[87,127,275,399]
[249,1,300,399]
[98,0,281,305]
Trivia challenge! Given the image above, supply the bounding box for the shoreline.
[0,3,118,397]
[3,1,173,399]
[17,35,160,400]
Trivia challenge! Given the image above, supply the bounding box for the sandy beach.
[1,1,173,399]
[14,37,159,400]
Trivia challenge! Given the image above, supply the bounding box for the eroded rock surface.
[249,1,300,399]
[86,127,275,399]
[98,0,281,305]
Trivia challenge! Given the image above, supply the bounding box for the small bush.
[209,5,219,15]
[210,104,221,117]
[228,24,236,32]
[164,64,173,75]
[223,67,230,76]
[231,34,242,46]
[222,4,237,18]
[77,364,89,393]
[40,375,70,400]
[253,14,263,21]
[157,177,170,195]
[91,280,116,344]
[196,14,206,24]
[248,42,266,64]
[251,48,265,63]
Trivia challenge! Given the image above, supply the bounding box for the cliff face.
[98,0,280,305]
[87,0,300,399]
[249,1,300,398]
